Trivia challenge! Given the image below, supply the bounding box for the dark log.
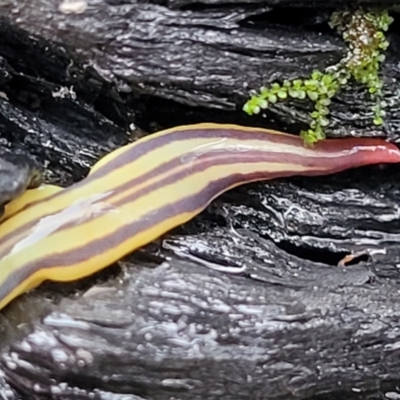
[0,1,400,399]
[1,0,400,145]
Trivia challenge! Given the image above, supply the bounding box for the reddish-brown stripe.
[0,127,289,222]
[0,141,393,301]
[0,168,329,303]
[3,126,397,222]
[0,145,358,260]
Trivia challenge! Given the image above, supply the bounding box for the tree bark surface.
[0,1,400,399]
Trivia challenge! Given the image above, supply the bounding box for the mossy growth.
[243,9,394,145]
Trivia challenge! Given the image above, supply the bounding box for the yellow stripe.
[0,161,315,286]
[0,185,62,221]
[88,123,323,174]
[0,133,317,251]
[0,122,394,312]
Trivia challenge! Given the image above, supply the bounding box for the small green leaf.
[327,90,336,98]
[312,71,323,80]
[283,80,291,87]
[300,130,314,145]
[311,111,320,118]
[271,83,281,90]
[319,98,331,107]
[318,85,328,95]
[322,74,333,85]
[242,102,253,115]
[318,116,330,127]
[307,91,319,101]
[315,102,327,112]
[297,90,306,99]
[277,90,287,99]
[293,79,303,89]
[371,104,380,113]
[318,106,329,116]
[377,54,386,62]
[379,40,389,50]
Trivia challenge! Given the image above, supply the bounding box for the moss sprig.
[243,9,394,144]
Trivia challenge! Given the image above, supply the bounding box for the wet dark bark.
[0,0,400,161]
[0,0,400,399]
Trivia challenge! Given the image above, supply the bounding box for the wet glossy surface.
[0,125,399,313]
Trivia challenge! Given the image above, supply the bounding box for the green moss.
[243,9,394,145]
